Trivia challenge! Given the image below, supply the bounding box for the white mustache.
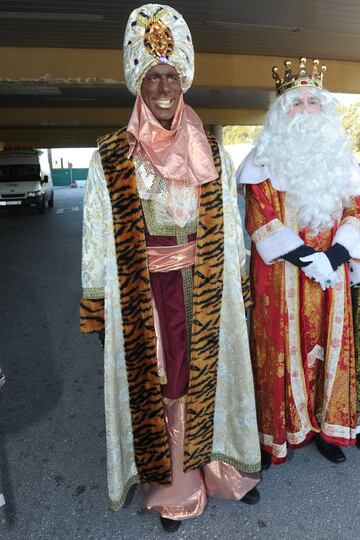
[286,111,325,134]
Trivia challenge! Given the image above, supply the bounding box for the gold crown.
[272,58,327,96]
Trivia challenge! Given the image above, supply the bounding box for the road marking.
[0,493,5,507]
[56,206,79,214]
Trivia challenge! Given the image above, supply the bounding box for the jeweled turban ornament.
[123,4,194,95]
[138,8,174,64]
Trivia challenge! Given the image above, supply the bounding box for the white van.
[0,148,54,214]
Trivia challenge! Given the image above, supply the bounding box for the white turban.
[123,4,194,95]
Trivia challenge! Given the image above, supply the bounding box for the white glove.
[318,271,339,291]
[300,252,333,282]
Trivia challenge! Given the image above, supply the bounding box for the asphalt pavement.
[0,188,359,540]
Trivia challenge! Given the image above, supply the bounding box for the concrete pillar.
[47,148,53,169]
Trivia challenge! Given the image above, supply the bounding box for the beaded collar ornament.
[137,8,174,64]
[272,58,327,97]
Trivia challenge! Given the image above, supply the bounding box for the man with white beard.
[237,58,360,467]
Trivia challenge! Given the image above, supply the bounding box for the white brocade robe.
[81,146,261,508]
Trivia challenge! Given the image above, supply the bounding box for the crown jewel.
[272,58,327,96]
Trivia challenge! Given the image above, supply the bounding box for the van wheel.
[48,193,54,208]
[38,198,46,214]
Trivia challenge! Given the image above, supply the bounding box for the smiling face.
[140,64,182,130]
[287,88,322,118]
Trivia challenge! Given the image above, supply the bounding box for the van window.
[0,164,41,182]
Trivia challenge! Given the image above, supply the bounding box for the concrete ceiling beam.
[1,47,360,93]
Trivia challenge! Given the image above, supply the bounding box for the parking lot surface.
[0,188,359,540]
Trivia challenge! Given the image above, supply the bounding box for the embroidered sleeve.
[245,182,304,264]
[80,151,106,334]
[245,181,278,237]
[220,147,253,308]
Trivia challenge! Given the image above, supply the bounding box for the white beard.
[254,97,356,233]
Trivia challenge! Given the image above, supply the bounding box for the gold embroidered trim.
[109,474,140,512]
[182,265,194,359]
[163,394,187,407]
[252,218,283,244]
[82,287,105,300]
[176,233,194,362]
[351,287,360,414]
[341,216,360,234]
[284,203,313,441]
[210,453,261,473]
[141,198,198,236]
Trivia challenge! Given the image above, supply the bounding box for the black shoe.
[315,436,346,463]
[261,449,272,470]
[356,434,360,449]
[240,487,260,505]
[160,516,182,533]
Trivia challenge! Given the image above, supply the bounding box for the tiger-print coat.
[80,129,260,510]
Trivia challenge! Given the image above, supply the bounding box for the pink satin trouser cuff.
[142,402,260,520]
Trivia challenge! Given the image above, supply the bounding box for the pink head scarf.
[127,94,218,186]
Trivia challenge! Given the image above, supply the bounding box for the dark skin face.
[140,64,182,130]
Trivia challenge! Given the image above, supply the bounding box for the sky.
[50,147,96,169]
[334,92,360,105]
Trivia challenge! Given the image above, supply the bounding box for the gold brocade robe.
[245,179,360,462]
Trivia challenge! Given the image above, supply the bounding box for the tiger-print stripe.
[183,132,224,471]
[241,274,253,310]
[80,298,105,333]
[98,128,225,481]
[98,128,171,485]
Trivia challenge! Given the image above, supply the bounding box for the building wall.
[51,168,88,187]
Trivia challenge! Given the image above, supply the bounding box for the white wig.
[253,87,356,233]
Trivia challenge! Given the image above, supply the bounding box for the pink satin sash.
[147,241,196,273]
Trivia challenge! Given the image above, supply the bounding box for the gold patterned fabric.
[246,179,358,462]
[351,287,360,420]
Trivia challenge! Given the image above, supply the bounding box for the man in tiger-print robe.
[80,3,260,532]
[238,59,360,467]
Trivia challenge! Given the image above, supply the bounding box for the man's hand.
[318,271,340,290]
[300,253,339,290]
[300,252,334,282]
